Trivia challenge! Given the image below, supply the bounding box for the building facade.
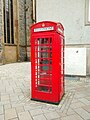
[36,0,90,76]
[0,0,33,65]
[36,0,90,45]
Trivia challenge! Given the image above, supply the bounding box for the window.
[3,0,14,44]
[89,0,90,21]
[32,0,36,23]
[85,0,90,25]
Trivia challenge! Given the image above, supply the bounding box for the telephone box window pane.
[41,66,49,71]
[39,73,50,78]
[38,52,48,58]
[50,66,52,70]
[50,60,52,64]
[40,59,49,64]
[42,46,49,51]
[39,79,50,85]
[41,52,48,58]
[50,52,52,58]
[50,38,52,44]
[50,47,52,51]
[38,86,49,92]
[38,46,49,52]
[43,38,48,44]
[38,38,49,44]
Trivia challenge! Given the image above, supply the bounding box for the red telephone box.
[31,21,64,104]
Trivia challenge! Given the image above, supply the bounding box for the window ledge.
[4,43,17,46]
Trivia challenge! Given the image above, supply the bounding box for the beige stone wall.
[4,45,17,63]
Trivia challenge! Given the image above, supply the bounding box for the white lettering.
[34,27,54,32]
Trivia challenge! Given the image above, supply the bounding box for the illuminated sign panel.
[34,27,54,32]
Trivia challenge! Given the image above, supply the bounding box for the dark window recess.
[3,1,6,43]
[3,0,14,44]
[7,11,10,43]
[10,0,14,44]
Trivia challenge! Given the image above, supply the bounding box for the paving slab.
[5,108,17,120]
[0,115,4,120]
[0,105,4,114]
[33,114,47,120]
[61,114,83,120]
[18,111,32,120]
[74,108,90,120]
[82,105,90,113]
[44,111,60,120]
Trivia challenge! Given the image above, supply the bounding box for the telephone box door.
[31,35,54,101]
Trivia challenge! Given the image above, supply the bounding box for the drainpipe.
[24,0,27,61]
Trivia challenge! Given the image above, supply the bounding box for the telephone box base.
[31,94,65,105]
[31,98,60,105]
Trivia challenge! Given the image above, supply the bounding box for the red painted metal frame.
[31,21,64,104]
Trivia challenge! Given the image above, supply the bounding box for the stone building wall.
[0,0,33,64]
[0,0,3,64]
[18,0,32,61]
[26,0,33,61]
[18,0,26,61]
[26,0,33,45]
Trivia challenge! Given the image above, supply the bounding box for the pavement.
[0,62,90,120]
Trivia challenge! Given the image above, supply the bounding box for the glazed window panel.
[3,0,14,44]
[85,0,90,25]
[89,0,90,21]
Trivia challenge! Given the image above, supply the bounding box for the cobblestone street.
[0,62,90,120]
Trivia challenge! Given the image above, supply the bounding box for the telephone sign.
[34,26,54,32]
